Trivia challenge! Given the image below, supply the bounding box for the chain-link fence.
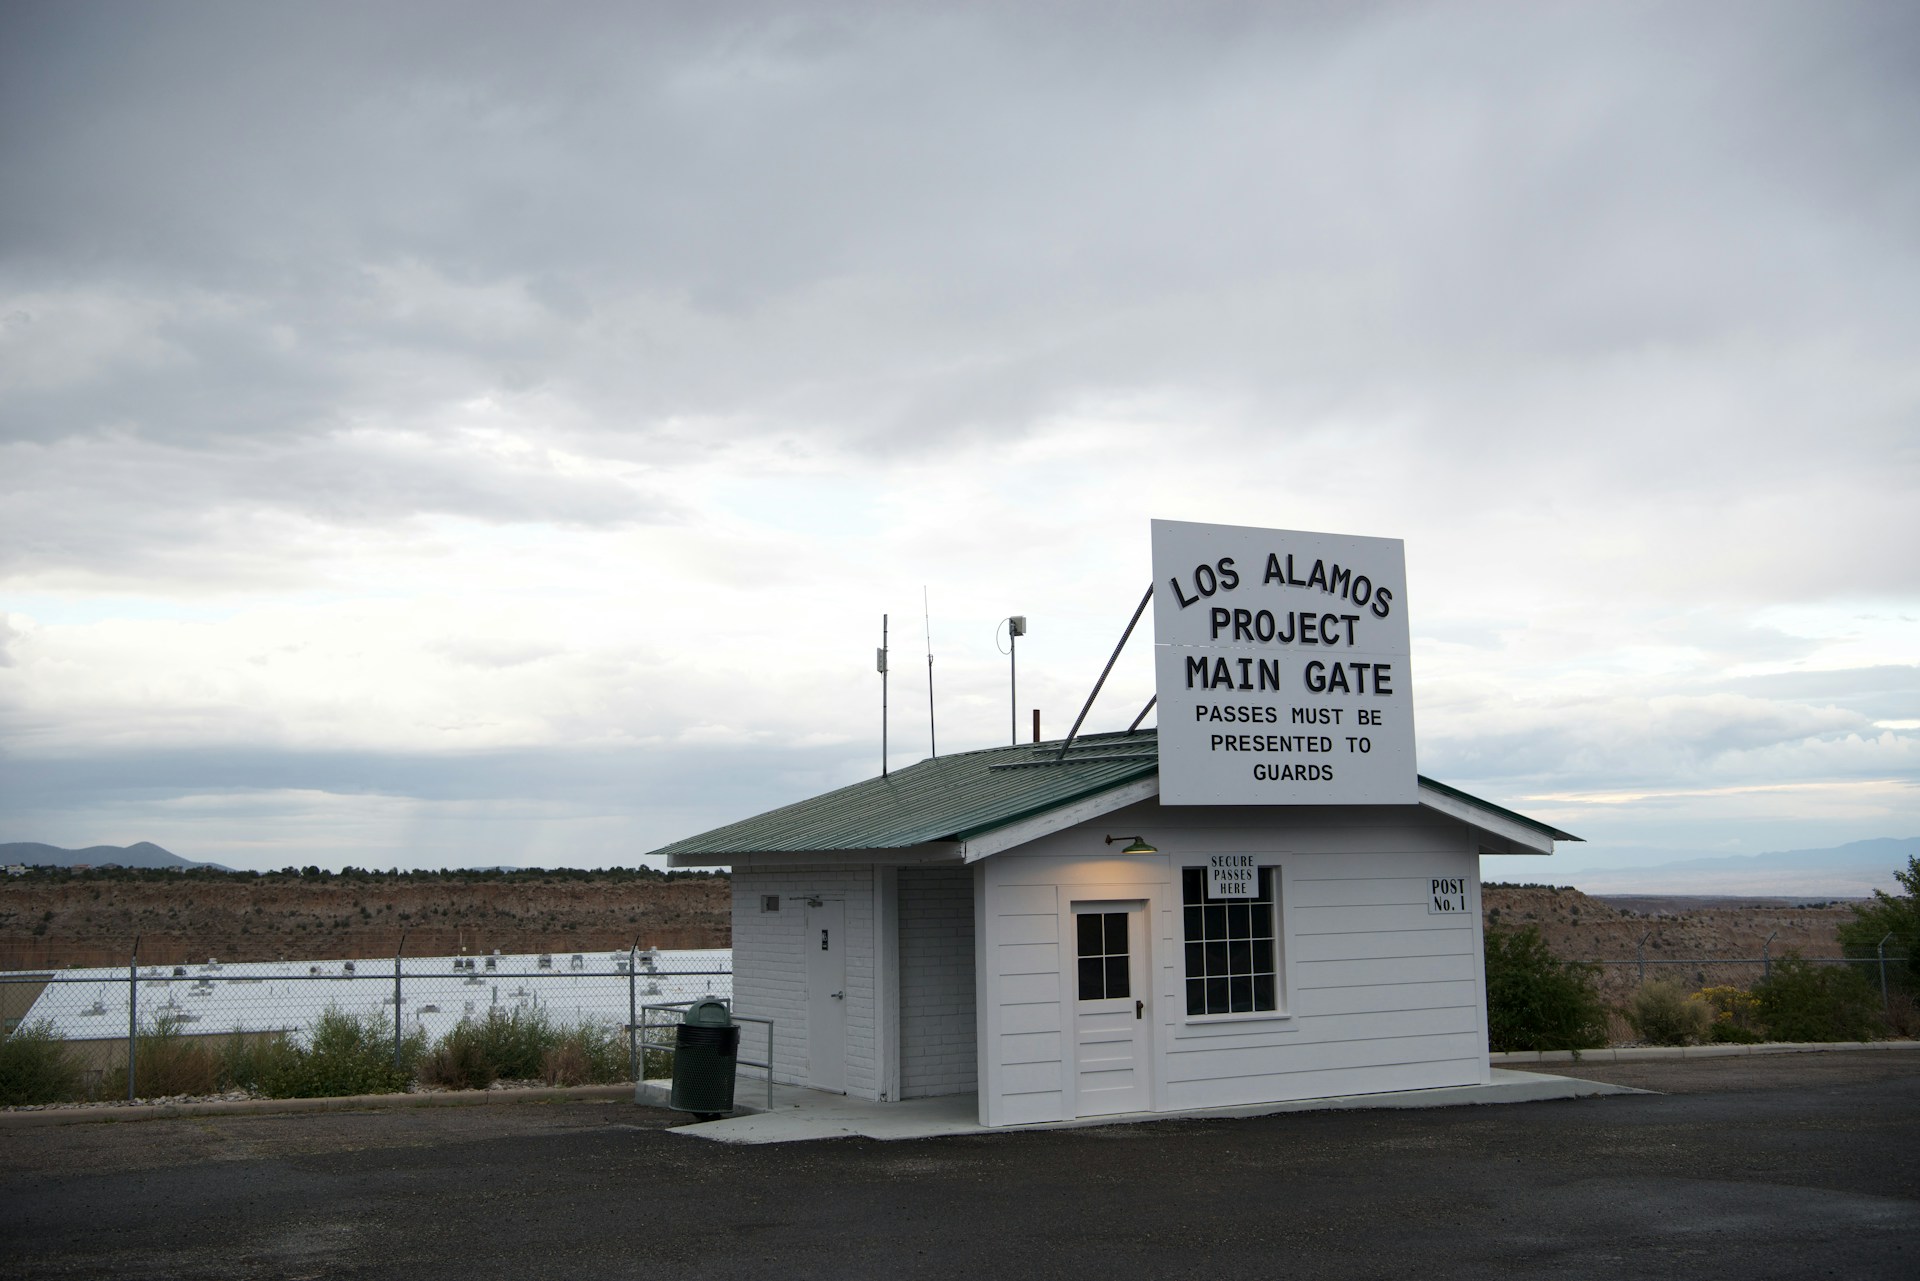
[1,945,732,1103]
[1591,945,1909,1010]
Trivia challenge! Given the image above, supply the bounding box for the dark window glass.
[1180,861,1280,1015]
[1078,910,1131,1002]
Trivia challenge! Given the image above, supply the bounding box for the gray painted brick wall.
[898,865,977,1098]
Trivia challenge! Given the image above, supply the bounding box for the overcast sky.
[2,2,1915,880]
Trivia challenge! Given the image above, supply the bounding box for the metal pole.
[924,588,937,759]
[629,933,642,1085]
[1636,933,1649,986]
[1879,932,1894,1020]
[880,614,889,777]
[1009,625,1017,747]
[1057,584,1153,760]
[1763,931,1777,981]
[1127,695,1156,734]
[393,930,407,1072]
[126,935,140,1102]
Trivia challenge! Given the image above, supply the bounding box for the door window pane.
[1077,910,1132,1001]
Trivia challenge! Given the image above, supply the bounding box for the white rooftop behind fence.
[9,949,733,1046]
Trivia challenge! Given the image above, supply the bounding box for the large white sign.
[1152,519,1417,806]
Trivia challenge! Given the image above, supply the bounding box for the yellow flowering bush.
[1694,984,1762,1043]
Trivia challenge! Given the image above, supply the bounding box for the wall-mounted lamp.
[1104,835,1158,855]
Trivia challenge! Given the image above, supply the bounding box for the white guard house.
[652,728,1577,1127]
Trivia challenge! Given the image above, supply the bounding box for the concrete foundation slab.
[639,1068,1647,1145]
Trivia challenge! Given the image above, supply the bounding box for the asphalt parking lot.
[4,1052,1916,1281]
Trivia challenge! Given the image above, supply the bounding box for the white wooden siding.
[730,865,882,1099]
[974,797,1492,1124]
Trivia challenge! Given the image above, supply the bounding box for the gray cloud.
[3,2,1917,862]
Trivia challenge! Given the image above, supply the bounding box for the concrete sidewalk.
[640,1067,1644,1144]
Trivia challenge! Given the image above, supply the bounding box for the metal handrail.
[635,1001,775,1113]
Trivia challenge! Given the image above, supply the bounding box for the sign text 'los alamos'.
[1151,518,1417,806]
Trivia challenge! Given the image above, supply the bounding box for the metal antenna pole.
[1009,624,1017,746]
[879,614,890,778]
[1057,584,1153,760]
[924,588,937,759]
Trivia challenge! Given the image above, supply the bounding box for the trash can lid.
[682,998,733,1028]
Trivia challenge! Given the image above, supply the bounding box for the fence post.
[628,933,642,1086]
[1636,933,1649,986]
[393,930,408,1073]
[1879,932,1895,1021]
[126,935,140,1102]
[1763,931,1777,981]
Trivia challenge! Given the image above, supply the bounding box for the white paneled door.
[1071,901,1149,1117]
[805,898,847,1092]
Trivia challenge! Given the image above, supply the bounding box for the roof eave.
[1417,778,1575,855]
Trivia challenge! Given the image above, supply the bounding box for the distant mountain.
[1564,836,1916,896]
[0,841,236,872]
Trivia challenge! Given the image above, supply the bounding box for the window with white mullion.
[1181,866,1278,1016]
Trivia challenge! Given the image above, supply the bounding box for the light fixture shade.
[1123,838,1157,855]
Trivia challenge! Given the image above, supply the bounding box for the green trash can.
[668,999,739,1120]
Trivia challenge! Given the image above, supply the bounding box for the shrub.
[1483,924,1609,1052]
[105,1015,223,1100]
[1838,854,1919,992]
[1695,985,1764,1044]
[1626,980,1713,1046]
[541,1023,628,1086]
[419,1018,500,1091]
[253,1007,422,1098]
[1753,955,1886,1042]
[458,1006,556,1081]
[218,1031,302,1094]
[420,1008,629,1090]
[0,1019,85,1105]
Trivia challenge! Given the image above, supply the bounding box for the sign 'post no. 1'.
[1151,518,1417,806]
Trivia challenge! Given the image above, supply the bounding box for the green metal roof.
[649,728,1579,857]
[1417,775,1582,843]
[649,730,1159,857]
